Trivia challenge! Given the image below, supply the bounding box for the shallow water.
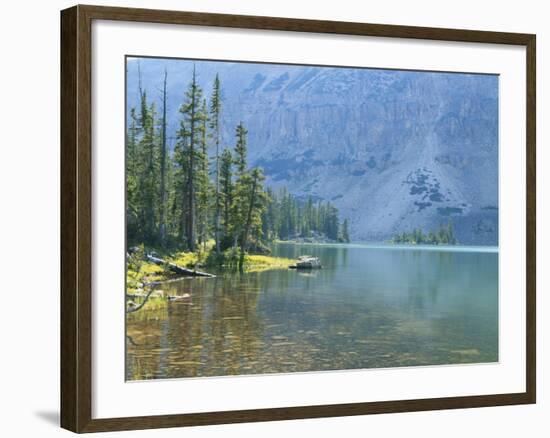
[126,243,498,380]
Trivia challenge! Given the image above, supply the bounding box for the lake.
[126,243,498,380]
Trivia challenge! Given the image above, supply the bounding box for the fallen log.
[145,254,216,278]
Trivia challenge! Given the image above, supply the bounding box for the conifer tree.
[341,219,350,243]
[136,92,159,244]
[237,167,267,270]
[219,148,233,243]
[158,69,168,243]
[173,119,190,242]
[196,98,211,250]
[234,122,248,176]
[126,107,139,243]
[231,122,250,247]
[209,74,223,253]
[261,188,277,242]
[179,65,204,251]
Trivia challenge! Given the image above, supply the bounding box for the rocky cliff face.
[127,58,499,245]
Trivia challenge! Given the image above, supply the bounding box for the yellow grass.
[127,246,294,295]
[126,260,169,293]
[168,239,215,267]
[169,251,200,268]
[244,255,294,272]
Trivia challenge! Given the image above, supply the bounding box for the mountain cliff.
[127,58,499,245]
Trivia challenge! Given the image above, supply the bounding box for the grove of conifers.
[126,64,350,268]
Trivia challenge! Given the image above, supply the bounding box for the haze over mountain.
[126,57,499,245]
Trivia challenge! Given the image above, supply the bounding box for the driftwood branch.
[126,288,155,313]
[126,254,215,313]
[126,335,139,346]
[145,254,215,278]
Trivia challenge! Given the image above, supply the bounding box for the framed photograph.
[60,4,536,433]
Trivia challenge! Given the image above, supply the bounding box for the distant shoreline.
[274,240,498,253]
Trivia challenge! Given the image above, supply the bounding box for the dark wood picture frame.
[61,4,536,433]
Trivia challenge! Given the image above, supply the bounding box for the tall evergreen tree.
[219,148,233,242]
[341,219,350,243]
[209,74,223,254]
[234,122,248,176]
[173,119,190,242]
[136,92,159,244]
[231,123,250,247]
[126,107,139,244]
[261,188,277,242]
[179,65,204,251]
[158,68,168,243]
[196,98,211,250]
[237,167,267,271]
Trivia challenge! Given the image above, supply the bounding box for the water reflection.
[126,243,498,380]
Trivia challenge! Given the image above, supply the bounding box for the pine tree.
[179,65,204,251]
[261,188,277,242]
[278,187,290,239]
[158,68,168,243]
[219,148,233,243]
[126,61,162,247]
[173,119,190,242]
[126,107,139,244]
[209,74,223,254]
[446,221,456,244]
[163,146,175,240]
[341,218,350,243]
[230,122,250,247]
[237,167,267,271]
[328,204,339,240]
[234,122,248,176]
[196,98,211,250]
[303,196,313,237]
[136,92,159,244]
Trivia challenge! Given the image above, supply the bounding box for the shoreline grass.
[126,245,294,295]
[243,254,294,273]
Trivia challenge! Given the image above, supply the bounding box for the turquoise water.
[126,243,498,380]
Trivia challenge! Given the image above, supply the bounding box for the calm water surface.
[126,243,498,380]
